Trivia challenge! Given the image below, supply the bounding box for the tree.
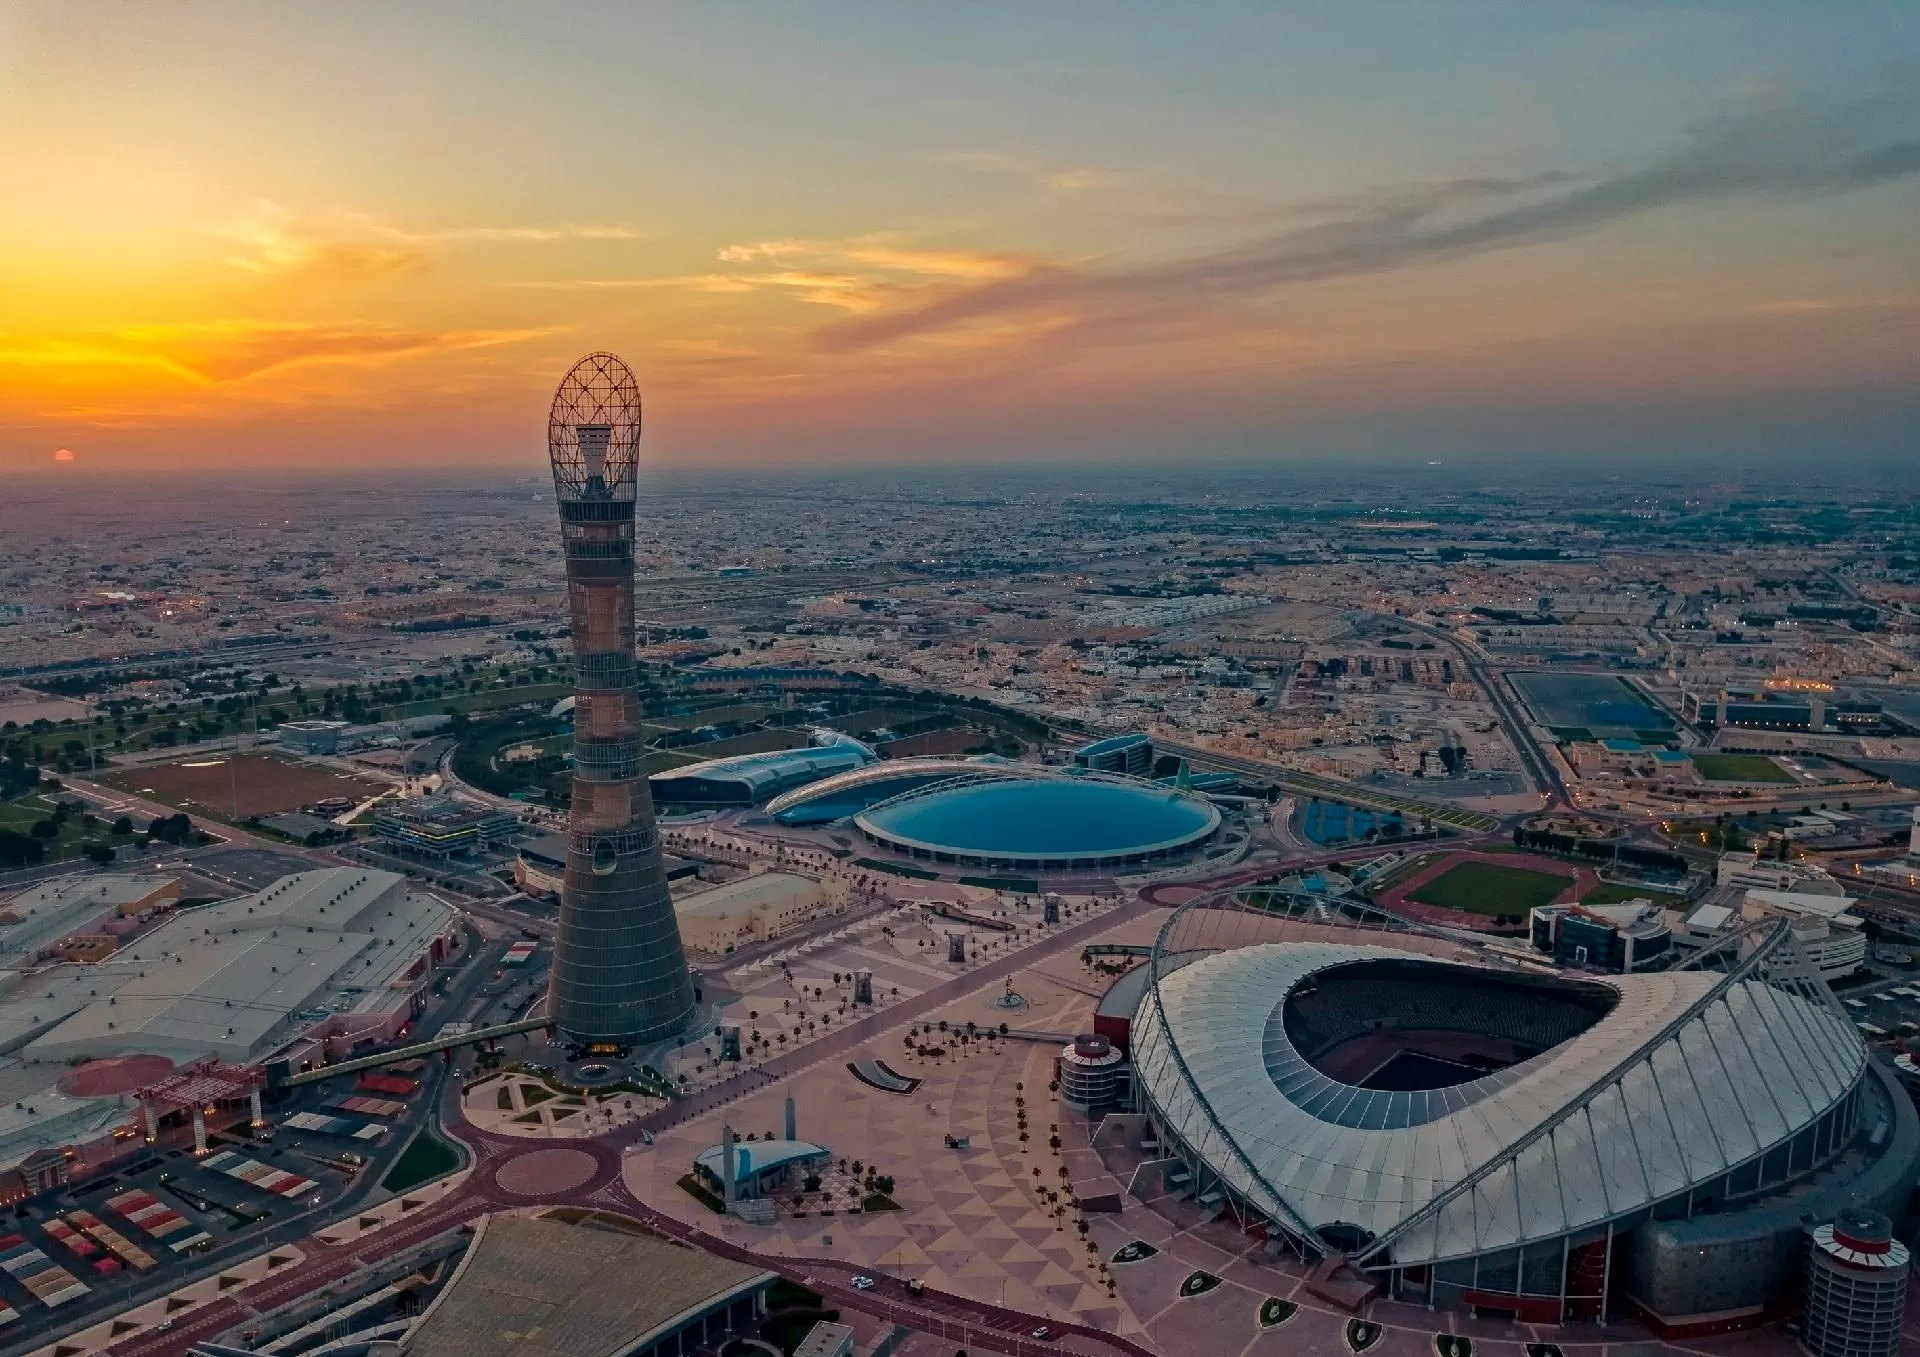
[0,830,44,869]
[110,815,133,836]
[84,844,115,865]
[28,818,58,840]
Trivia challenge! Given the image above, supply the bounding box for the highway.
[1390,615,1569,807]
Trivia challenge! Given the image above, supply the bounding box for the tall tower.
[544,353,694,1047]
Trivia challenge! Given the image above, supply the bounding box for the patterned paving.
[625,927,1164,1340]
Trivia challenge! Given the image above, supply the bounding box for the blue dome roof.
[855,777,1220,865]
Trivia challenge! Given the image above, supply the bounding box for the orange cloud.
[210,203,645,278]
[4,319,556,388]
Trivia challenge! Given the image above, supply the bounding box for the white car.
[850,1275,876,1291]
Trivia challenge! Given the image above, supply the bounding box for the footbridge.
[266,1016,553,1089]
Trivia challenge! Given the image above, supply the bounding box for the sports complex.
[851,775,1223,872]
[1114,891,1920,1331]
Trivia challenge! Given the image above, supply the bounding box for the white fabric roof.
[1133,940,1864,1265]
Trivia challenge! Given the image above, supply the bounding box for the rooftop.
[857,777,1220,862]
[674,871,820,921]
[0,875,179,961]
[0,868,453,1064]
[404,1213,772,1357]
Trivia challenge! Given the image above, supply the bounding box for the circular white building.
[1058,1033,1126,1111]
[1802,1207,1910,1357]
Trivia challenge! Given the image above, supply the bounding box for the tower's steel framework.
[544,352,694,1046]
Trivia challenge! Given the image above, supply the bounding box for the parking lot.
[1837,972,1920,1039]
[0,1051,445,1348]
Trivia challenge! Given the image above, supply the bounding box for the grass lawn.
[1409,860,1576,915]
[380,1128,460,1192]
[0,793,122,864]
[1690,753,1794,783]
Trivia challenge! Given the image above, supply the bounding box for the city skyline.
[3,2,1918,473]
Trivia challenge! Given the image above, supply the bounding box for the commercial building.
[1683,685,1884,733]
[370,795,519,859]
[277,719,351,754]
[0,867,456,1065]
[671,871,849,954]
[544,352,695,1046]
[1125,913,1916,1328]
[1073,732,1154,777]
[403,1212,774,1357]
[1529,901,1673,972]
[1715,854,1846,896]
[1737,889,1867,982]
[0,868,454,1203]
[0,875,180,964]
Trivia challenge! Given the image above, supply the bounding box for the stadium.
[851,774,1222,871]
[647,735,875,807]
[1119,893,1920,1332]
[765,756,1032,824]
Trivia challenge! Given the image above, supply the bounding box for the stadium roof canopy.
[1133,932,1865,1268]
[649,740,875,804]
[405,1213,772,1357]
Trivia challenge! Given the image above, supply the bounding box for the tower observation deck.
[544,352,694,1046]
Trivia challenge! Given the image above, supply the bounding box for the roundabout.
[492,1146,604,1197]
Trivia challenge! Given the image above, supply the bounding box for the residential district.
[5,409,1920,1357]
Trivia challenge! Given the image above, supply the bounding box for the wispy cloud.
[938,150,1129,192]
[517,236,1040,312]
[1751,296,1916,316]
[211,203,643,277]
[508,274,756,293]
[2,319,555,385]
[820,87,1920,352]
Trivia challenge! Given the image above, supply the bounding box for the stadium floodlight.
[544,353,695,1047]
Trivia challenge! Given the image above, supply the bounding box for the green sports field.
[1690,753,1794,783]
[1409,860,1575,915]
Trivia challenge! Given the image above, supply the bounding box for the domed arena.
[852,776,1221,871]
[1122,898,1920,1328]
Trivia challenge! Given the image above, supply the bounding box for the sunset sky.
[3,2,1917,474]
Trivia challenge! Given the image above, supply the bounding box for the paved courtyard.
[627,910,1164,1340]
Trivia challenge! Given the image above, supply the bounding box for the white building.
[0,868,457,1065]
[1715,853,1847,897]
[1738,890,1867,982]
[0,875,181,963]
[671,871,848,954]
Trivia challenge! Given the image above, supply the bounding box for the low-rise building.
[0,867,457,1065]
[371,795,518,859]
[1739,889,1868,982]
[1530,901,1673,972]
[0,875,180,964]
[671,870,848,953]
[1715,853,1847,896]
[277,719,351,754]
